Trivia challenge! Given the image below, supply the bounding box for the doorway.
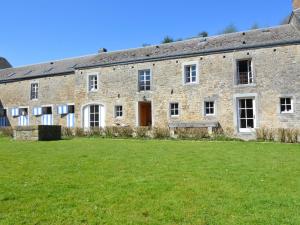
[139,102,152,127]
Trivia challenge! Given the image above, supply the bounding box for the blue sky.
[1,0,292,67]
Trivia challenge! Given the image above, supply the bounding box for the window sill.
[279,112,294,115]
[183,82,198,86]
[88,90,98,93]
[234,83,256,87]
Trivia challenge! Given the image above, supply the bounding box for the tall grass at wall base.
[256,128,299,143]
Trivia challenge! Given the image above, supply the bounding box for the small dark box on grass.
[14,125,61,141]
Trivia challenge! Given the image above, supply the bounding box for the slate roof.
[1,22,300,83]
[0,57,12,70]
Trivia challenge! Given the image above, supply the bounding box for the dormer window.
[88,74,98,92]
[237,60,253,85]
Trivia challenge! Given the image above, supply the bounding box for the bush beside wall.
[256,128,299,143]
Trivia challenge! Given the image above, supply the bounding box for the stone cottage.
[0,1,300,138]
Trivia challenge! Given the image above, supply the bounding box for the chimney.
[98,48,107,54]
[293,0,300,10]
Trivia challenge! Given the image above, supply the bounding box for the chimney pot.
[98,48,108,53]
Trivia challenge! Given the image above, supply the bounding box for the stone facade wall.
[0,44,299,137]
[0,74,75,127]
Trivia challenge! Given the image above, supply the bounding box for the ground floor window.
[170,103,179,117]
[42,106,53,125]
[19,108,29,126]
[280,98,293,114]
[204,101,215,116]
[115,105,123,118]
[238,98,255,132]
[90,105,99,127]
[0,109,8,127]
[83,104,104,129]
[67,105,75,128]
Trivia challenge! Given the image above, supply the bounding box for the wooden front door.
[139,102,152,127]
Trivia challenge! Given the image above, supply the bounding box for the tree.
[198,31,208,37]
[250,23,259,30]
[161,36,174,44]
[221,24,238,34]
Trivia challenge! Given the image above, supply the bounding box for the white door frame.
[237,97,256,133]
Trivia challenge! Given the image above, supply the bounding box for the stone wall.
[0,74,75,127]
[13,125,61,141]
[0,44,299,138]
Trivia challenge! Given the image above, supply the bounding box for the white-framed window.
[138,69,151,91]
[18,107,29,126]
[280,97,293,114]
[88,74,98,92]
[170,103,179,117]
[90,105,100,127]
[67,105,75,128]
[115,105,123,118]
[30,83,38,100]
[183,62,198,84]
[41,106,53,125]
[237,59,253,85]
[204,101,215,116]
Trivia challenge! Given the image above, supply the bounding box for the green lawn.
[0,138,299,225]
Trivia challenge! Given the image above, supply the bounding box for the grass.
[0,138,299,225]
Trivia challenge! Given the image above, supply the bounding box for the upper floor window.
[170,103,179,117]
[182,62,198,84]
[31,83,38,100]
[237,60,253,85]
[139,70,151,91]
[88,74,98,92]
[115,105,123,118]
[280,97,293,114]
[204,101,215,116]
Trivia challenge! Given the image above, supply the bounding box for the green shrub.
[75,128,86,137]
[256,128,276,142]
[117,127,134,138]
[135,127,149,138]
[176,128,209,140]
[278,128,286,143]
[62,127,74,137]
[153,127,170,139]
[0,127,13,137]
[87,127,104,137]
[285,129,298,143]
[104,127,116,138]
